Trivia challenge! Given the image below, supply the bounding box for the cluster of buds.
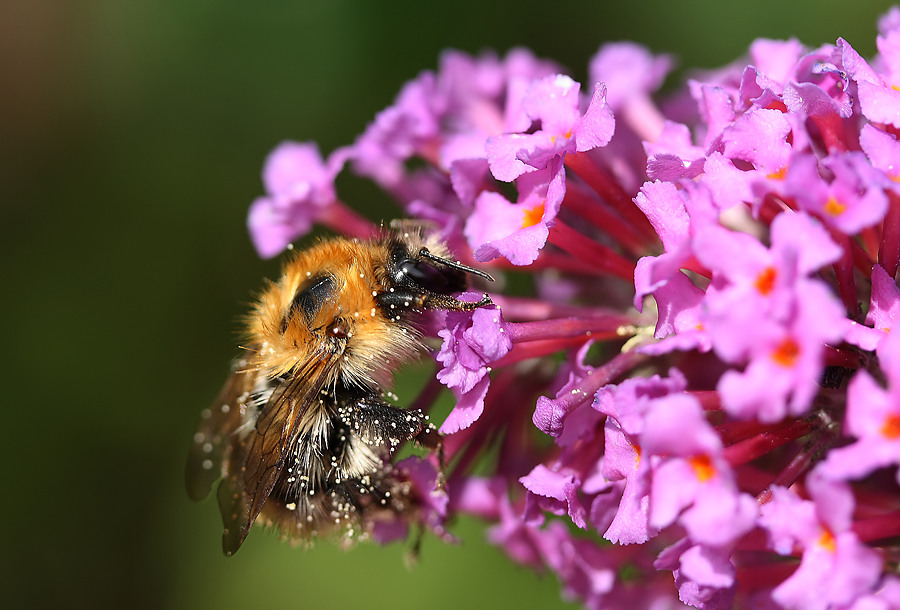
[247,8,900,609]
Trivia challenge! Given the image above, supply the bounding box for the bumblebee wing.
[218,355,338,555]
[185,364,254,502]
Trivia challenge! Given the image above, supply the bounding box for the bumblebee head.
[381,237,494,314]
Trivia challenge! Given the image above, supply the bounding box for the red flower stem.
[496,397,546,478]
[756,417,839,505]
[681,256,712,279]
[562,180,652,255]
[848,235,875,274]
[824,346,861,369]
[756,452,809,506]
[853,511,900,543]
[735,563,798,592]
[853,483,900,516]
[489,250,619,276]
[535,350,649,418]
[490,294,640,323]
[861,226,880,259]
[758,194,792,224]
[492,336,616,368]
[548,221,637,280]
[723,418,814,467]
[320,200,379,239]
[879,191,900,278]
[734,463,777,494]
[506,317,630,343]
[718,419,791,445]
[812,114,848,153]
[621,94,666,143]
[564,152,656,240]
[829,229,861,321]
[690,390,722,411]
[445,368,522,475]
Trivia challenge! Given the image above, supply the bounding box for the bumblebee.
[186,228,493,555]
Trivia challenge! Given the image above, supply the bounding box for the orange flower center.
[766,167,787,180]
[881,414,900,439]
[755,266,777,295]
[824,197,847,216]
[631,443,642,467]
[689,454,716,482]
[817,528,836,553]
[522,202,546,228]
[771,338,801,367]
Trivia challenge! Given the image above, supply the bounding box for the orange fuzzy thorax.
[245,235,438,387]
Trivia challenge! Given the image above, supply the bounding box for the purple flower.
[847,263,900,350]
[350,71,441,189]
[759,469,883,610]
[637,270,711,356]
[247,141,345,257]
[465,159,566,265]
[632,179,716,328]
[593,372,688,545]
[821,326,900,482]
[599,417,653,545]
[715,279,846,421]
[485,75,614,181]
[866,263,900,335]
[784,152,889,234]
[860,123,900,184]
[537,522,617,607]
[841,35,900,127]
[694,213,842,329]
[747,38,806,87]
[720,107,792,176]
[594,370,687,435]
[520,463,589,529]
[351,48,558,210]
[690,213,846,420]
[641,394,756,547]
[655,539,738,609]
[588,42,672,111]
[435,48,560,169]
[370,455,449,544]
[588,42,672,143]
[532,340,603,448]
[644,121,706,181]
[435,300,512,433]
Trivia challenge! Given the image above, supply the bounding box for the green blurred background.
[2,1,892,608]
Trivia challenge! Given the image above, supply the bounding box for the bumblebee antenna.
[418,248,495,282]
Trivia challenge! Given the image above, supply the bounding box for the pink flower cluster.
[248,9,900,609]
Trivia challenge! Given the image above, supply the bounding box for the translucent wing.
[185,364,254,502]
[217,353,339,555]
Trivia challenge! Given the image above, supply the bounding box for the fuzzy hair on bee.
[186,227,493,555]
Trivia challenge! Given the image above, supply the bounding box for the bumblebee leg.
[423,291,492,312]
[376,289,492,316]
[342,394,429,451]
[375,289,427,319]
[349,394,447,494]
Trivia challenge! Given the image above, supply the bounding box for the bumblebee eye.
[282,274,336,332]
[397,259,450,293]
